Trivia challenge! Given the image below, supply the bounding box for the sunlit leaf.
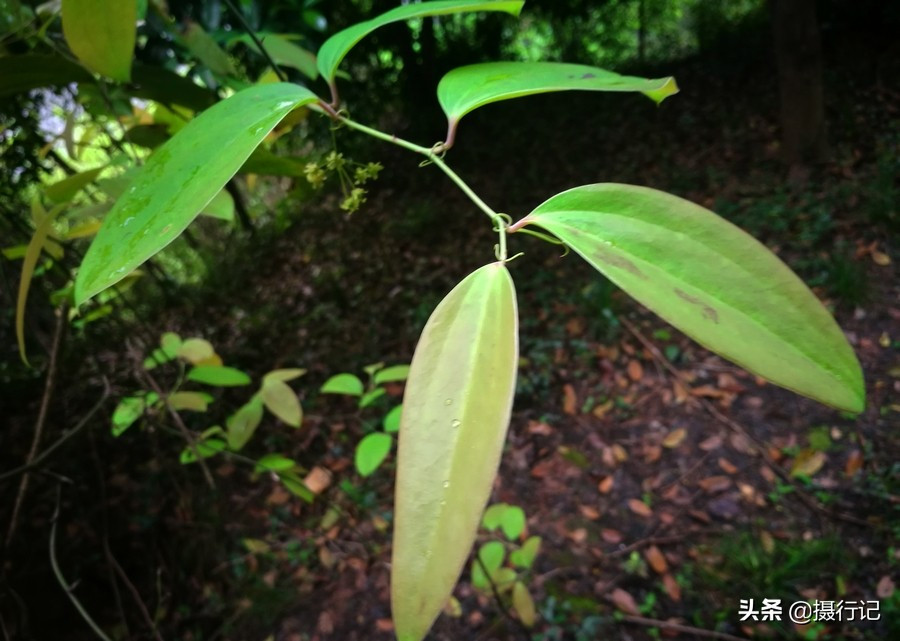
[16,202,63,365]
[199,188,234,221]
[482,503,507,530]
[177,337,215,364]
[255,33,318,79]
[180,437,226,463]
[373,364,410,385]
[167,391,212,412]
[359,387,386,408]
[317,0,524,86]
[187,365,251,387]
[111,396,145,436]
[509,536,541,570]
[61,0,136,81]
[499,504,525,540]
[160,332,182,357]
[320,373,364,396]
[254,453,296,473]
[264,368,307,383]
[392,262,518,641]
[439,62,677,146]
[226,396,264,450]
[261,377,302,427]
[514,184,864,412]
[355,432,393,477]
[383,404,402,433]
[471,540,505,589]
[512,581,537,626]
[75,83,320,304]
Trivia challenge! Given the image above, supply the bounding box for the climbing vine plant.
[60,1,863,640]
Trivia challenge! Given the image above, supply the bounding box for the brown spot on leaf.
[581,73,597,79]
[673,288,720,323]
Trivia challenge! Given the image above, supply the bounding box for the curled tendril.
[503,251,525,264]
[493,243,502,261]
[328,108,351,130]
[491,213,513,233]
[418,157,434,168]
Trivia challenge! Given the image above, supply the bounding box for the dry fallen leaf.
[662,428,688,448]
[628,498,653,518]
[845,450,864,477]
[644,545,668,574]
[872,250,891,266]
[579,505,601,520]
[790,450,827,478]
[627,359,644,382]
[718,458,739,474]
[601,528,623,543]
[304,466,333,494]
[563,383,577,415]
[609,587,640,615]
[662,573,682,601]
[699,434,724,451]
[598,475,614,494]
[612,444,629,463]
[877,575,896,598]
[592,399,614,418]
[528,420,554,435]
[697,475,732,493]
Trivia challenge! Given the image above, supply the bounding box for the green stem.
[336,115,508,261]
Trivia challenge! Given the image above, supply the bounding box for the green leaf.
[111,396,145,436]
[61,0,136,81]
[471,540,506,590]
[278,471,315,502]
[180,437,226,463]
[500,504,525,540]
[74,83,320,304]
[509,536,541,570]
[180,20,236,77]
[512,581,537,626]
[439,62,677,146]
[317,0,524,85]
[187,365,251,387]
[392,262,518,641]
[226,396,264,450]
[167,391,212,412]
[142,347,172,369]
[45,166,105,202]
[130,64,218,111]
[359,387,386,408]
[435,62,677,113]
[515,183,864,412]
[160,332,182,358]
[177,337,215,364]
[373,364,410,385]
[16,202,61,365]
[355,432,393,477]
[264,368,307,383]
[0,54,95,97]
[256,33,318,79]
[320,373,364,396]
[254,453,296,473]
[261,377,302,427]
[199,189,234,222]
[383,404,402,433]
[482,503,507,531]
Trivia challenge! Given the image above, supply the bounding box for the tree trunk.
[772,0,828,169]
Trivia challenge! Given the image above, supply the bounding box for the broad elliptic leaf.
[167,391,212,412]
[177,337,215,363]
[509,535,541,570]
[481,503,507,530]
[254,453,296,474]
[226,396,264,450]
[111,396,145,436]
[383,405,402,433]
[355,432,393,477]
[499,504,526,540]
[317,0,524,86]
[261,377,302,427]
[373,364,410,385]
[438,62,677,147]
[62,0,137,81]
[392,262,518,641]
[264,368,307,383]
[320,373,364,396]
[513,183,864,412]
[256,33,318,79]
[512,581,537,627]
[471,540,505,589]
[180,437,226,463]
[74,83,319,304]
[187,365,251,387]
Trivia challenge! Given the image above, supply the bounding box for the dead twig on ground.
[622,614,750,641]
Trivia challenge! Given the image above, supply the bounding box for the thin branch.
[108,553,166,641]
[6,302,68,547]
[139,371,216,490]
[622,614,750,641]
[222,0,287,81]
[49,487,115,641]
[0,378,110,483]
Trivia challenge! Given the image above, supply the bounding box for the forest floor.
[2,45,898,641]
